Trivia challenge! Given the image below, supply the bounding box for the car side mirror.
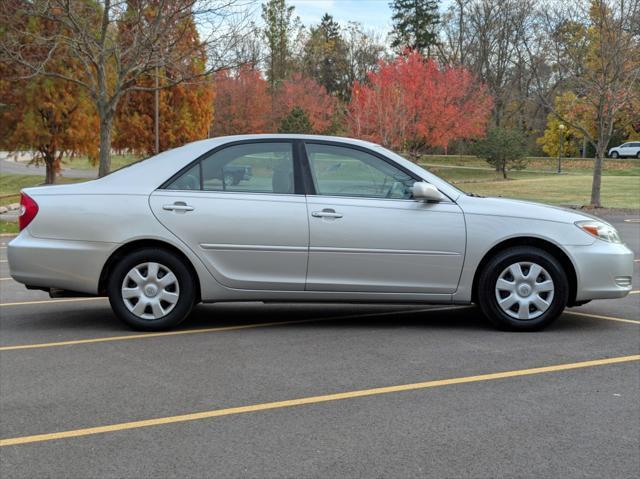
[412,182,443,202]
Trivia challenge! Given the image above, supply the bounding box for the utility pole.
[557,124,565,174]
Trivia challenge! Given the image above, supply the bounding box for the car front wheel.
[107,248,196,330]
[477,246,569,331]
[610,151,619,158]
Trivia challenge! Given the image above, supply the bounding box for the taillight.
[19,192,39,231]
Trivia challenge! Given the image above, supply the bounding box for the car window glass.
[167,143,295,194]
[305,143,415,199]
[166,164,200,190]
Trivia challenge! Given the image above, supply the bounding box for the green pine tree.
[389,0,440,56]
[279,106,313,134]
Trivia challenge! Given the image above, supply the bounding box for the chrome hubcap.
[121,262,180,320]
[495,262,554,320]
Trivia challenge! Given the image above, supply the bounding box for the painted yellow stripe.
[0,277,12,281]
[629,290,639,295]
[0,260,7,263]
[565,310,640,325]
[0,306,466,352]
[1,355,637,447]
[0,297,107,307]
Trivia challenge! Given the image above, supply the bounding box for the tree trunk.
[502,162,507,179]
[98,109,114,177]
[44,156,56,184]
[590,146,605,208]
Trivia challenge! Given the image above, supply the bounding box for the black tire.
[610,151,619,158]
[477,246,569,331]
[636,152,640,159]
[107,248,196,331]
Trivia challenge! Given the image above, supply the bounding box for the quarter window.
[305,143,415,199]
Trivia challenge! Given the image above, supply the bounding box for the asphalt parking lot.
[1,214,638,478]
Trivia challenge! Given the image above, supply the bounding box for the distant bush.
[473,128,528,179]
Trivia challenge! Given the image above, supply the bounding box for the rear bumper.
[7,230,117,294]
[566,241,634,301]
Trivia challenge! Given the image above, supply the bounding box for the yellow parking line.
[0,306,468,352]
[629,290,639,295]
[1,354,637,447]
[0,260,7,263]
[0,297,107,307]
[0,277,12,281]
[565,311,640,325]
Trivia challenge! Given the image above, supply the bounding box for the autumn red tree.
[211,66,271,136]
[348,51,492,156]
[274,73,337,134]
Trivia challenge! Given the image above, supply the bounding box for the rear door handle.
[312,209,343,219]
[163,203,194,212]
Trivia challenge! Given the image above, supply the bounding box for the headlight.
[575,220,622,243]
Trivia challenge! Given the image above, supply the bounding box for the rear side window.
[165,142,295,194]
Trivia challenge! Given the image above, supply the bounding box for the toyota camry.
[7,135,634,331]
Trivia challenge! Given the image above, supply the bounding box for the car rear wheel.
[610,151,619,158]
[107,248,196,330]
[636,152,640,159]
[477,246,569,331]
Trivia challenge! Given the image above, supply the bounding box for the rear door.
[150,140,309,291]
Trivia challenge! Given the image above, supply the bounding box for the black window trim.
[159,139,305,195]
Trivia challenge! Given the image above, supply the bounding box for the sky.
[289,0,395,37]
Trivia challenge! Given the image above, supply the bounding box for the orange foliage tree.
[211,66,271,136]
[0,12,98,184]
[274,73,337,134]
[114,12,213,155]
[348,51,492,156]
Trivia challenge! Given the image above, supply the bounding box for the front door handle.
[312,209,343,219]
[163,202,194,212]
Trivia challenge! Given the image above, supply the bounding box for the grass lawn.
[420,156,639,209]
[419,155,640,176]
[0,175,84,206]
[64,154,139,171]
[0,220,18,234]
[456,175,640,209]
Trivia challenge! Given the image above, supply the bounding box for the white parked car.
[8,135,634,331]
[608,141,640,158]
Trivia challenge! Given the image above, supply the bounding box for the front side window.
[305,143,415,199]
[166,142,295,194]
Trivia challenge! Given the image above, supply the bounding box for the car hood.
[457,195,607,224]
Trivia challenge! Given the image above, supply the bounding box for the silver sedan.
[8,135,634,331]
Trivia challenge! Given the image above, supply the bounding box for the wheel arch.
[471,236,578,306]
[98,239,202,302]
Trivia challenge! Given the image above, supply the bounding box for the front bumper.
[566,240,634,301]
[7,230,117,294]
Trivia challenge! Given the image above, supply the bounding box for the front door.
[150,141,309,290]
[303,142,466,294]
